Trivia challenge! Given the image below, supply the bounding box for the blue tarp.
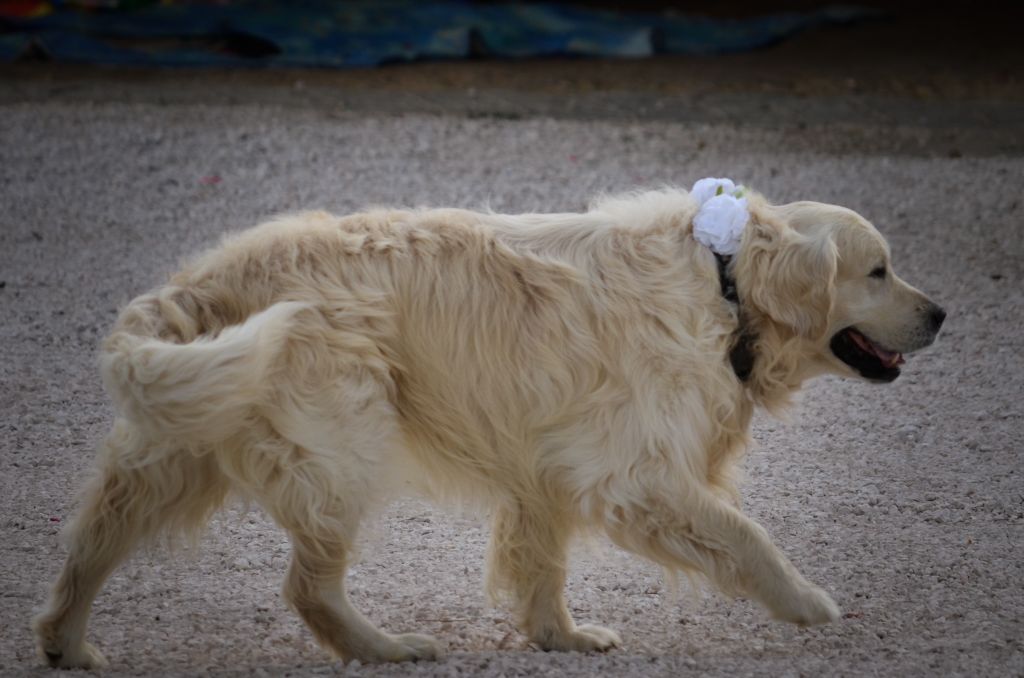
[1,2,876,67]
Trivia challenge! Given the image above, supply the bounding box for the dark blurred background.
[2,1,1021,106]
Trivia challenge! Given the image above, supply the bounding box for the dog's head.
[735,198,945,384]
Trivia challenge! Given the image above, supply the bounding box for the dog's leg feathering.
[607,489,840,626]
[487,501,620,652]
[33,421,228,669]
[249,442,443,664]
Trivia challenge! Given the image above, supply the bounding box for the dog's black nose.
[929,304,947,331]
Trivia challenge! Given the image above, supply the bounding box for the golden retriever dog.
[33,188,945,668]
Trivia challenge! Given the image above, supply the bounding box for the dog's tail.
[100,294,309,444]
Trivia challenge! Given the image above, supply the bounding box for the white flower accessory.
[691,177,737,206]
[690,177,750,256]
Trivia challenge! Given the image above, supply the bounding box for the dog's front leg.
[486,501,621,652]
[606,489,840,626]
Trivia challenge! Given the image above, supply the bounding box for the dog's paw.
[358,632,443,663]
[34,613,110,670]
[574,624,622,650]
[390,632,444,661]
[37,639,109,670]
[535,624,621,652]
[772,583,841,626]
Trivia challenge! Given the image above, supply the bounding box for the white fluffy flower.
[690,177,737,206]
[692,193,749,256]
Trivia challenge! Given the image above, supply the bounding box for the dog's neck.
[714,253,757,382]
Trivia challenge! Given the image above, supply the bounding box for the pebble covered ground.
[1,97,1022,676]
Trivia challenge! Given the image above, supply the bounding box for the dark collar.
[714,253,756,382]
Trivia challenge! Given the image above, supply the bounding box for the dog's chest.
[598,315,750,453]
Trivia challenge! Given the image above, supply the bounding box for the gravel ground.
[1,88,1022,677]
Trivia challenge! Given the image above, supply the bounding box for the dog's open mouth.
[830,327,905,382]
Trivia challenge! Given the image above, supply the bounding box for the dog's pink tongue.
[876,348,904,368]
[851,331,903,368]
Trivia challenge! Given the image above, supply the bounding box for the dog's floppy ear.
[736,216,838,339]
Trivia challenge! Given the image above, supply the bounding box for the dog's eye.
[869,266,887,279]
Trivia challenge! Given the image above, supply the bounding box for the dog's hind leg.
[225,354,443,665]
[33,420,229,669]
[487,500,621,652]
[283,512,442,663]
[239,430,443,665]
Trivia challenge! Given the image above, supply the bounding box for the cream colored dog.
[34,188,944,668]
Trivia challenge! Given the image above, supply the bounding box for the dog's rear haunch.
[34,188,944,668]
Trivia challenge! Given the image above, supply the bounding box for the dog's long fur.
[34,188,943,667]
